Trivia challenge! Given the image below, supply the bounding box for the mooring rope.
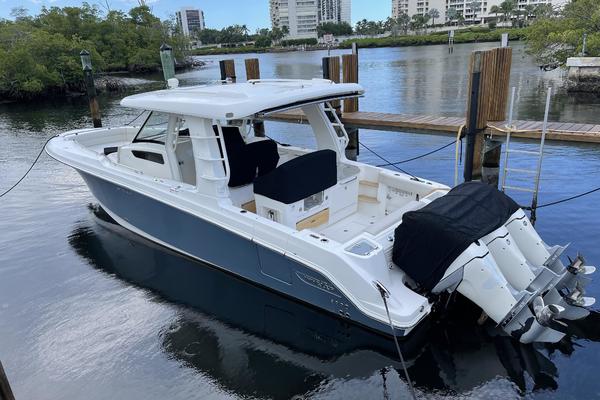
[359,141,420,180]
[454,124,465,187]
[0,135,58,198]
[375,281,418,400]
[376,139,457,168]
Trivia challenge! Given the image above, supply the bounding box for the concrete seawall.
[567,57,600,93]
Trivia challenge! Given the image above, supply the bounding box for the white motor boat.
[46,78,595,344]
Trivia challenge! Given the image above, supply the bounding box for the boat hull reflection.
[68,204,600,398]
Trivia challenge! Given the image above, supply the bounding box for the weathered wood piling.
[244,58,260,81]
[342,47,359,160]
[244,58,265,137]
[80,50,102,128]
[219,59,236,82]
[464,47,512,184]
[322,55,342,116]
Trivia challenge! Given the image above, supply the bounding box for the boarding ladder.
[501,88,552,225]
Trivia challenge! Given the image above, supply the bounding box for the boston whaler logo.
[296,271,340,297]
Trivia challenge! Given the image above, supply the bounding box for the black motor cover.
[392,182,520,291]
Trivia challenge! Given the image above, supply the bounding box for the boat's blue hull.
[79,171,405,337]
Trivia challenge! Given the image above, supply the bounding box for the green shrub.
[254,36,272,48]
[340,28,526,49]
[281,38,318,47]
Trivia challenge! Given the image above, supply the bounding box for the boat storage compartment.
[392,182,520,291]
[253,149,337,230]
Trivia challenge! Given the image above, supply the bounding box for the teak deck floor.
[268,110,600,144]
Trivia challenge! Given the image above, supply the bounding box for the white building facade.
[270,0,351,39]
[176,7,206,37]
[391,0,568,24]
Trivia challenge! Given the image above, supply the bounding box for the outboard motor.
[392,182,595,344]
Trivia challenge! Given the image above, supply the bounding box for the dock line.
[376,139,457,168]
[358,141,421,181]
[375,281,418,400]
[0,135,57,199]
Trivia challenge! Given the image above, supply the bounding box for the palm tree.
[499,0,516,23]
[446,7,458,26]
[410,14,426,32]
[457,13,465,26]
[533,3,553,19]
[355,18,367,34]
[468,1,482,23]
[523,4,535,22]
[428,8,440,26]
[241,24,249,38]
[383,16,396,32]
[397,13,411,34]
[490,5,500,22]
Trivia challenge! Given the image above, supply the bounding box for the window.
[134,112,170,144]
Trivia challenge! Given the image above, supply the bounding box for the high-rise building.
[391,0,567,24]
[318,0,351,25]
[176,7,205,37]
[270,0,351,39]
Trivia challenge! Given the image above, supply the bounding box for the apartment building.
[270,0,351,39]
[392,0,568,24]
[319,0,351,25]
[176,7,205,37]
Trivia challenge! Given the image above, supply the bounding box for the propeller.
[565,281,596,307]
[533,296,566,327]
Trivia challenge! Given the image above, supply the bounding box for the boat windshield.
[134,112,170,144]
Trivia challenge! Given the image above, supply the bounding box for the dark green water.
[1,43,600,399]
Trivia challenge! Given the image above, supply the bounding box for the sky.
[0,0,390,31]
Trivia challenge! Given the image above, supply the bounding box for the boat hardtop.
[120,79,364,120]
[46,78,596,345]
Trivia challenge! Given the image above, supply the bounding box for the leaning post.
[159,44,175,83]
[219,59,236,82]
[342,47,359,161]
[244,58,265,137]
[80,50,102,128]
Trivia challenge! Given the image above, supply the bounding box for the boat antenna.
[374,281,418,400]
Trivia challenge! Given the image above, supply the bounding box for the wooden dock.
[268,109,600,144]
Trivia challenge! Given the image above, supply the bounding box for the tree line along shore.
[0,0,597,101]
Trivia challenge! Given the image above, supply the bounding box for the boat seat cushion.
[247,139,279,177]
[392,182,520,291]
[253,149,337,204]
[216,126,280,187]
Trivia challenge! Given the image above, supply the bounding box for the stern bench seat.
[253,149,338,230]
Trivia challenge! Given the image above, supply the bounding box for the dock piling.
[244,58,260,81]
[244,58,265,137]
[322,56,341,115]
[219,59,236,83]
[464,47,513,183]
[79,50,102,128]
[342,52,359,160]
[464,51,482,182]
[0,360,15,400]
